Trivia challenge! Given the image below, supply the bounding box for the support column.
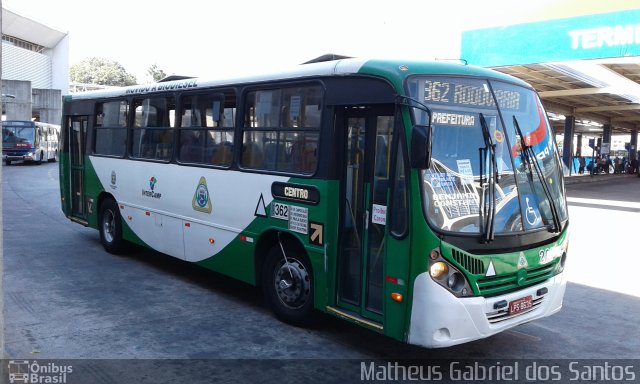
[576,134,583,157]
[631,129,638,160]
[602,124,612,145]
[562,115,575,170]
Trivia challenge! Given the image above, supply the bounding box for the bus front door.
[69,116,87,219]
[337,105,394,325]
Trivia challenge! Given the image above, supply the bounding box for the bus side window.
[207,97,235,167]
[241,86,321,174]
[132,97,175,161]
[178,91,235,167]
[95,100,128,157]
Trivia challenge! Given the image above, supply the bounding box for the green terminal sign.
[461,9,640,67]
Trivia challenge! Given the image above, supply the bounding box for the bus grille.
[476,264,556,297]
[485,295,545,324]
[451,249,484,275]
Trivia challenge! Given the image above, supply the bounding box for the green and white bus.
[60,58,569,348]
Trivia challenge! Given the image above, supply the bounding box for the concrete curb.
[564,173,637,185]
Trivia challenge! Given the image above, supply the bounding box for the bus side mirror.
[410,124,432,169]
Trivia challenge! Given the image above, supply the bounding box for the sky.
[3,0,634,83]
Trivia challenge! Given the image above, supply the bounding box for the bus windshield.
[406,76,568,236]
[3,125,35,146]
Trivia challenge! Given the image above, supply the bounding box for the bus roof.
[65,58,531,101]
[2,120,36,127]
[2,120,59,127]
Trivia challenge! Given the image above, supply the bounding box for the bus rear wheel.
[99,198,126,254]
[262,244,314,325]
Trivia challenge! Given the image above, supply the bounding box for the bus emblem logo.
[516,268,528,286]
[518,253,529,269]
[110,171,118,190]
[192,177,212,213]
[149,176,157,191]
[142,176,162,199]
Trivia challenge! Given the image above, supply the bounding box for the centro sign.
[284,187,309,200]
[271,182,320,205]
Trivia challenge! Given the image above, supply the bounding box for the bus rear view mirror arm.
[395,95,433,169]
[410,124,433,169]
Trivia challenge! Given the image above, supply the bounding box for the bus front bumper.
[408,271,566,348]
[3,153,36,162]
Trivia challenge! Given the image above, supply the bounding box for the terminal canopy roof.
[462,8,640,134]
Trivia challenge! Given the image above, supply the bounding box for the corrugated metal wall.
[1,43,52,89]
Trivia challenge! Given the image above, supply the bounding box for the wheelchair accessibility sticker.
[523,194,541,229]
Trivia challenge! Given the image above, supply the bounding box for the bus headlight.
[447,272,466,292]
[430,262,448,279]
[428,248,473,297]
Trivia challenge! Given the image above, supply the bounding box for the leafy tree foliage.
[70,57,137,86]
[147,64,167,82]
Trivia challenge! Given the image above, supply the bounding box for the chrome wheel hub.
[274,258,310,309]
[102,209,115,243]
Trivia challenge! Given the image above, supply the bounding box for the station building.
[461,4,640,170]
[1,7,68,124]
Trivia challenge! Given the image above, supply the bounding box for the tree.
[147,64,167,82]
[70,57,137,86]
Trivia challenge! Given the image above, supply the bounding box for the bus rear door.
[68,116,88,220]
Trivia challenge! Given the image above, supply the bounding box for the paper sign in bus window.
[371,204,387,226]
[429,173,456,189]
[456,159,474,185]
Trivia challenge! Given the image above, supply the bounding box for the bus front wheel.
[99,199,126,254]
[262,244,314,325]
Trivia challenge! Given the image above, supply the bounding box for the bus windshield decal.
[431,112,475,126]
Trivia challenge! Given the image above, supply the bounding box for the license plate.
[508,295,533,315]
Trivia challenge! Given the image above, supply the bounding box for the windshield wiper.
[512,116,561,233]
[479,113,497,243]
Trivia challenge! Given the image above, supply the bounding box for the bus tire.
[48,150,57,162]
[5,160,11,166]
[99,198,126,254]
[262,244,314,325]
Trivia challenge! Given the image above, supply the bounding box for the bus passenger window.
[178,91,235,167]
[132,97,175,161]
[241,85,321,174]
[94,100,128,157]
